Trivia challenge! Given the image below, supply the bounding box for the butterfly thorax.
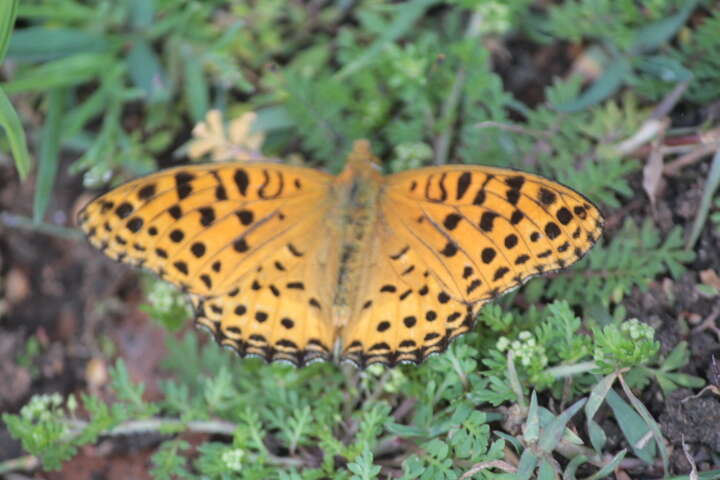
[328,141,384,328]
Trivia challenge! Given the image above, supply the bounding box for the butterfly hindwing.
[340,228,481,368]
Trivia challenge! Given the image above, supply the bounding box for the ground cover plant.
[1,0,720,478]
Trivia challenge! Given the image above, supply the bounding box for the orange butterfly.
[78,140,603,368]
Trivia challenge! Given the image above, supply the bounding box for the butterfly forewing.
[385,165,603,301]
[78,163,333,295]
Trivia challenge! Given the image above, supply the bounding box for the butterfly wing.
[78,163,338,365]
[341,165,603,367]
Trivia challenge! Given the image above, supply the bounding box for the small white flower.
[222,448,245,471]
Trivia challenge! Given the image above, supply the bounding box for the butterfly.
[77,140,603,368]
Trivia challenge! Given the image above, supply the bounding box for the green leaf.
[182,53,208,123]
[665,469,720,480]
[33,88,64,222]
[538,398,586,453]
[687,147,720,249]
[387,423,426,437]
[586,449,627,480]
[255,105,295,132]
[150,440,191,480]
[129,0,155,29]
[7,27,111,61]
[661,341,690,371]
[336,0,441,80]
[537,459,556,480]
[127,39,170,103]
[0,87,32,180]
[605,389,655,464]
[2,52,113,93]
[348,449,381,480]
[585,373,617,452]
[524,391,540,444]
[516,450,538,480]
[635,55,693,83]
[562,454,586,480]
[553,57,632,112]
[61,64,123,139]
[630,0,700,53]
[0,0,19,64]
[17,3,95,22]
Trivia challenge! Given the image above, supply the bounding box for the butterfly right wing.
[341,165,603,368]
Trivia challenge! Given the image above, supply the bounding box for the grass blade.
[686,146,720,249]
[7,27,109,62]
[0,0,18,64]
[33,89,64,222]
[0,87,31,180]
[127,39,170,103]
[553,57,631,112]
[631,0,700,53]
[618,375,669,473]
[538,398,586,452]
[182,52,208,123]
[3,52,111,93]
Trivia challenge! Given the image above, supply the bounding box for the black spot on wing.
[493,267,509,281]
[510,209,524,225]
[443,213,462,230]
[288,243,304,257]
[481,247,496,264]
[573,205,587,219]
[199,207,215,226]
[137,184,156,200]
[456,172,471,200]
[505,175,525,190]
[545,222,561,240]
[126,217,143,232]
[115,202,133,219]
[390,246,409,260]
[168,204,182,220]
[234,238,249,253]
[462,266,473,279]
[440,242,458,257]
[190,242,206,257]
[234,168,249,195]
[479,212,498,232]
[236,209,254,226]
[557,207,573,225]
[170,229,184,243]
[539,187,556,205]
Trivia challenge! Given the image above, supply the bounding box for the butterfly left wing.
[341,165,603,368]
[78,163,339,366]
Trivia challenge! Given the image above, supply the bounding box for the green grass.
[2,0,720,478]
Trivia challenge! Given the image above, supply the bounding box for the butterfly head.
[340,140,383,183]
